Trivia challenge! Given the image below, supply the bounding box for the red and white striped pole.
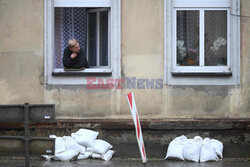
[127,92,147,163]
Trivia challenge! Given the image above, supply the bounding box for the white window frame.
[164,0,240,85]
[44,0,121,85]
[173,8,230,73]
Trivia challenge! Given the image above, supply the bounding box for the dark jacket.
[63,47,89,69]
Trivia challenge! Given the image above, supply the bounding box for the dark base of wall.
[0,119,249,158]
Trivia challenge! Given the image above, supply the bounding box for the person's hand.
[70,53,77,59]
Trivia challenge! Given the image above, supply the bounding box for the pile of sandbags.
[42,129,114,161]
[164,135,223,162]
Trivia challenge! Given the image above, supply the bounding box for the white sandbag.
[72,133,95,147]
[200,138,219,162]
[102,150,115,161]
[92,153,103,159]
[48,129,115,162]
[164,135,187,160]
[55,137,66,154]
[86,139,113,155]
[75,129,99,139]
[77,152,93,160]
[183,137,202,162]
[210,139,223,159]
[193,136,203,145]
[41,155,54,161]
[54,149,80,161]
[72,129,99,147]
[63,136,86,154]
[49,135,57,139]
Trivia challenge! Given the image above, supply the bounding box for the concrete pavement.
[0,158,249,167]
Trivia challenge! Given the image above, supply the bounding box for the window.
[164,0,240,85]
[45,0,121,85]
[54,7,110,68]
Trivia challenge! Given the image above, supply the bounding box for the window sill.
[52,68,112,76]
[171,72,232,76]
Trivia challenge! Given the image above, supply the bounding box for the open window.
[45,0,121,85]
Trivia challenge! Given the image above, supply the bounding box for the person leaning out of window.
[63,39,89,70]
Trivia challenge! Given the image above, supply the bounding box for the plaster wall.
[0,0,249,119]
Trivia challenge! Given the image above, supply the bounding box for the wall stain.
[169,85,235,97]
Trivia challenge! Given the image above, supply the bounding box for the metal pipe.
[24,103,30,167]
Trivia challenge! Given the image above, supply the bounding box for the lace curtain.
[177,10,227,66]
[54,8,87,68]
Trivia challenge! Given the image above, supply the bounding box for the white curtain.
[54,8,87,68]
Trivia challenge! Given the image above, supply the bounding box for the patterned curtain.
[205,11,227,66]
[54,8,87,68]
[177,10,227,66]
[177,11,199,66]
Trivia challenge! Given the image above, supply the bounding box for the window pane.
[99,11,109,66]
[54,7,63,68]
[177,11,199,66]
[205,11,227,66]
[88,12,97,66]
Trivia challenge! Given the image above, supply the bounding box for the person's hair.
[68,39,79,49]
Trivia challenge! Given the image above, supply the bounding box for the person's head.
[68,39,80,53]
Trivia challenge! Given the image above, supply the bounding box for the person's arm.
[63,48,75,68]
[79,49,89,68]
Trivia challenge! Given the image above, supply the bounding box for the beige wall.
[0,0,249,119]
[0,0,44,104]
